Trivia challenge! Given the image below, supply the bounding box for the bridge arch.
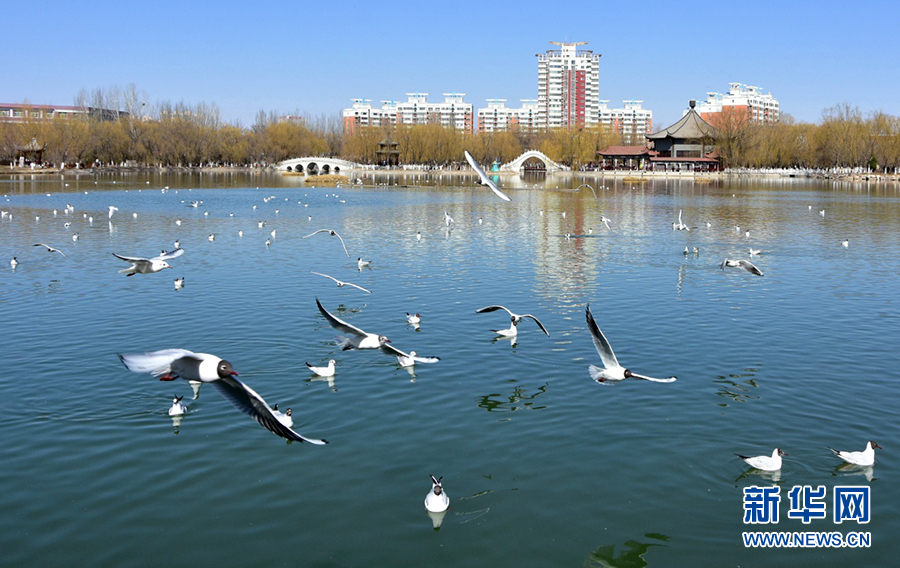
[277,156,362,175]
[500,150,569,174]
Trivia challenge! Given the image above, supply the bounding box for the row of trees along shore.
[2,94,899,172]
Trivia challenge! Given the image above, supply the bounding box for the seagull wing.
[112,252,149,263]
[628,372,677,383]
[211,376,327,444]
[332,231,350,257]
[585,304,619,369]
[344,281,372,294]
[380,342,440,363]
[464,150,511,202]
[522,314,550,336]
[316,297,368,337]
[302,229,330,239]
[154,247,185,261]
[311,271,340,284]
[738,260,764,276]
[118,349,200,378]
[475,305,514,316]
[34,243,66,257]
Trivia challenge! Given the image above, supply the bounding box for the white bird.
[585,304,676,383]
[820,209,826,217]
[310,271,371,293]
[748,248,761,257]
[443,211,454,226]
[425,475,450,513]
[735,448,787,471]
[406,312,421,325]
[72,233,79,242]
[303,229,350,257]
[464,150,511,201]
[600,215,612,231]
[208,234,215,242]
[381,343,440,367]
[306,359,336,377]
[316,298,390,349]
[108,206,118,219]
[357,257,371,270]
[492,318,519,337]
[168,395,187,416]
[476,305,550,336]
[720,258,764,276]
[173,240,180,249]
[174,277,185,289]
[33,243,66,257]
[238,230,243,237]
[10,256,18,268]
[828,441,881,466]
[841,239,849,248]
[673,209,690,231]
[265,238,271,248]
[117,349,326,444]
[271,404,293,428]
[175,219,182,226]
[113,248,184,276]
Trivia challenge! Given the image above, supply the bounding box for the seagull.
[492,318,519,337]
[33,243,66,257]
[357,257,371,270]
[585,304,676,383]
[306,359,336,377]
[735,448,786,471]
[10,256,18,268]
[108,206,118,219]
[271,404,293,428]
[117,349,326,444]
[720,258,763,276]
[416,231,421,241]
[600,215,612,231]
[748,248,761,257]
[316,297,390,349]
[841,239,849,248]
[443,211,454,226]
[381,343,440,367]
[673,209,690,231]
[168,395,187,416]
[113,248,184,276]
[476,305,550,336]
[828,441,881,466]
[72,233,79,242]
[303,229,350,257]
[425,475,450,513]
[310,271,371,294]
[406,312,421,325]
[208,234,215,242]
[464,150,511,201]
[174,277,185,290]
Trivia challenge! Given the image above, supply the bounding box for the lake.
[1,171,898,567]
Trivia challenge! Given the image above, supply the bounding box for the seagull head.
[378,335,391,345]
[870,441,882,450]
[217,360,238,378]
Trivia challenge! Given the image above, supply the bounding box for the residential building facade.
[598,100,653,143]
[342,93,473,134]
[477,99,540,133]
[696,83,779,125]
[536,41,600,129]
[0,102,123,123]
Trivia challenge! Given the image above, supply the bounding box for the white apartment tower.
[697,83,780,125]
[598,100,654,143]
[477,99,540,133]
[536,41,600,129]
[343,94,473,133]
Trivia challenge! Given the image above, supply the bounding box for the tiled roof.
[647,108,716,140]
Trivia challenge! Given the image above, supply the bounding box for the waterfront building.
[645,101,720,172]
[536,41,600,129]
[342,93,473,134]
[477,99,540,133]
[598,100,653,144]
[342,99,399,133]
[0,102,124,123]
[696,83,779,125]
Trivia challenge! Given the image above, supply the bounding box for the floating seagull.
[208,234,215,242]
[72,233,79,242]
[174,277,185,290]
[828,441,881,466]
[117,349,326,444]
[10,256,18,268]
[357,257,371,270]
[464,150,511,201]
[443,211,454,226]
[585,304,676,383]
[735,448,786,471]
[476,305,550,336]
[271,404,293,428]
[316,298,390,349]
[673,209,690,231]
[108,206,118,219]
[425,475,450,513]
[841,238,849,248]
[748,248,761,257]
[720,258,763,276]
[33,243,66,257]
[113,248,184,276]
[306,359,336,377]
[416,231,421,241]
[310,271,371,294]
[406,312,421,325]
[492,318,519,337]
[303,229,350,257]
[381,343,440,367]
[168,395,187,416]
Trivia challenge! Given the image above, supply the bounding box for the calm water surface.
[1,172,898,567]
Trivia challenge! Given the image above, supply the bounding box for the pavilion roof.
[647,107,717,140]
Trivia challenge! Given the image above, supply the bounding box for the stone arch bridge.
[277,157,361,175]
[500,150,569,173]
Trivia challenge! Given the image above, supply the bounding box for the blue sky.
[4,0,899,129]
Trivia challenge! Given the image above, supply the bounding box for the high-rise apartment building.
[477,99,540,133]
[536,41,600,129]
[342,94,473,134]
[598,100,653,143]
[696,83,779,125]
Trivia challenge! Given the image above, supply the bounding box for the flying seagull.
[316,297,390,349]
[464,150,511,202]
[585,304,676,383]
[112,247,184,276]
[303,229,350,257]
[33,243,66,257]
[380,343,440,367]
[720,258,764,276]
[310,271,371,294]
[476,305,550,336]
[117,349,326,444]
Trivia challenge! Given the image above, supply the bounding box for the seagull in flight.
[464,150,511,202]
[33,243,67,257]
[828,441,881,466]
[303,229,350,257]
[720,258,764,276]
[735,448,786,471]
[585,304,676,383]
[310,271,371,293]
[476,305,550,336]
[316,298,390,349]
[108,206,119,219]
[113,247,184,276]
[673,209,690,231]
[117,349,326,444]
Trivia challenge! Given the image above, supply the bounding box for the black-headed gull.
[303,229,350,257]
[464,150,511,202]
[735,448,786,471]
[306,359,336,377]
[167,395,186,416]
[828,441,880,466]
[585,304,676,383]
[316,298,389,349]
[272,404,293,428]
[720,258,763,276]
[476,305,550,336]
[108,206,118,219]
[10,256,18,268]
[117,349,327,444]
[425,475,450,513]
[113,248,184,276]
[357,257,371,270]
[174,277,185,290]
[311,271,371,293]
[33,243,66,257]
[406,312,421,325]
[841,239,849,248]
[673,209,690,231]
[380,343,440,367]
